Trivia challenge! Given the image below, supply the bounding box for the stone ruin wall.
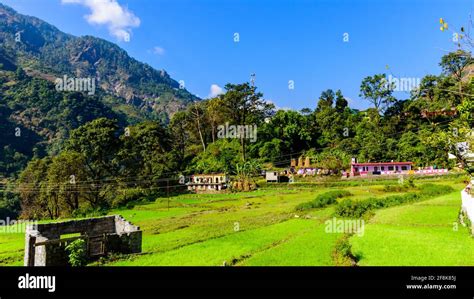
[24,215,142,266]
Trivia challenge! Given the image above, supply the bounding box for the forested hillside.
[0,3,198,121]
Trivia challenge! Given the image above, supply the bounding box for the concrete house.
[265,171,280,182]
[185,173,228,192]
[350,161,413,176]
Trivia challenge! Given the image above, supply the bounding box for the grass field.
[0,175,472,266]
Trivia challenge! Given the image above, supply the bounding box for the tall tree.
[66,118,121,209]
[220,82,274,161]
[360,74,396,113]
[440,50,473,82]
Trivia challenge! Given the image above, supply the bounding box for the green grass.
[240,223,342,266]
[0,175,471,266]
[0,232,25,266]
[351,191,474,266]
[110,219,318,266]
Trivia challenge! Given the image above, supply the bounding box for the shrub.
[335,198,371,218]
[332,235,358,266]
[334,183,454,218]
[65,239,88,267]
[418,183,454,197]
[295,190,352,211]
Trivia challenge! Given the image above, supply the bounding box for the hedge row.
[295,190,352,211]
[334,184,454,218]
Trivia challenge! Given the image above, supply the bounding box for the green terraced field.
[0,176,471,266]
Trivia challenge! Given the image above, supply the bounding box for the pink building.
[350,161,413,176]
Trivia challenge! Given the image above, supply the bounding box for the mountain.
[0,3,199,120]
[0,2,200,177]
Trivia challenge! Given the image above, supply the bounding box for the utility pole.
[242,73,256,162]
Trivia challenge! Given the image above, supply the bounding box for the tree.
[189,139,241,174]
[18,158,50,219]
[316,89,335,111]
[45,152,86,216]
[267,110,312,154]
[169,111,191,171]
[66,118,121,209]
[206,97,226,143]
[15,66,26,80]
[220,83,275,161]
[360,74,396,113]
[117,121,172,188]
[335,90,348,113]
[315,89,350,148]
[440,50,473,82]
[310,149,351,175]
[186,102,208,152]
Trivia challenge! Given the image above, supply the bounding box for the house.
[265,171,280,182]
[421,107,457,119]
[265,170,290,182]
[185,174,228,192]
[350,161,413,176]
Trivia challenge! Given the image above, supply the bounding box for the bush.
[295,190,352,211]
[334,183,454,218]
[332,235,358,266]
[65,239,88,267]
[335,198,371,218]
[418,183,454,197]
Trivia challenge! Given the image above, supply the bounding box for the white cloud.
[208,84,224,98]
[152,46,165,55]
[61,0,141,42]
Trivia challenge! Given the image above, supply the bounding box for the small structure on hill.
[186,173,229,192]
[291,156,311,168]
[421,107,457,119]
[264,170,290,183]
[266,171,280,182]
[24,215,142,266]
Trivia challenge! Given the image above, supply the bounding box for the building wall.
[351,164,412,175]
[266,172,278,182]
[24,215,141,266]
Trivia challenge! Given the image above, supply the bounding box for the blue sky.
[2,0,473,110]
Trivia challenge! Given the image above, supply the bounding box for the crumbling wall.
[24,215,142,266]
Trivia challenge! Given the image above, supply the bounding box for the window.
[401,166,407,171]
[381,166,385,171]
[388,166,394,171]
